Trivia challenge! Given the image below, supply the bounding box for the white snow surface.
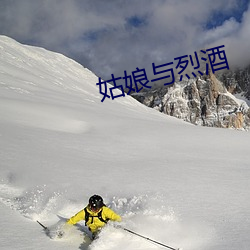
[0,36,250,250]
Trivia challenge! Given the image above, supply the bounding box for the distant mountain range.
[131,67,250,130]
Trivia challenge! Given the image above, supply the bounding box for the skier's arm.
[104,207,122,222]
[67,209,85,225]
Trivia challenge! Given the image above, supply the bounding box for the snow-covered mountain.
[132,71,250,130]
[0,36,250,250]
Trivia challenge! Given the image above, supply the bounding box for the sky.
[0,0,250,81]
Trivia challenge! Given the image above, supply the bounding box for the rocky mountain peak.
[132,71,250,130]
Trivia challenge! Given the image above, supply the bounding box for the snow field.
[0,36,250,250]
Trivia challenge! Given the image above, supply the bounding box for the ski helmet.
[89,195,104,210]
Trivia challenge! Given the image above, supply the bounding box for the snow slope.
[0,36,250,250]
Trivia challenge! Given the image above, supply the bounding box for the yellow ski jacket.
[67,206,121,233]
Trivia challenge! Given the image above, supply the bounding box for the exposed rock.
[218,65,250,99]
[132,72,250,130]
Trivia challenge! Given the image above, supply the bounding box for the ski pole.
[37,220,48,231]
[122,227,180,250]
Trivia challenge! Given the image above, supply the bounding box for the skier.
[66,194,121,239]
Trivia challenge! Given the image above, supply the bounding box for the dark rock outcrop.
[132,72,250,130]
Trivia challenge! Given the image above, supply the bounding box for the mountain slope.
[0,36,250,250]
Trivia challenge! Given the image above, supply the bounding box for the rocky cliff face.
[218,65,250,100]
[132,71,250,130]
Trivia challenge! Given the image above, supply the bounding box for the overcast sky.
[0,0,249,80]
